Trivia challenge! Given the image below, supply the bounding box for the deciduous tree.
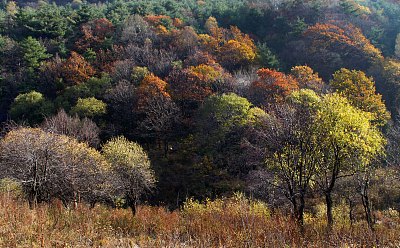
[245,89,321,227]
[303,22,383,78]
[62,51,95,86]
[290,65,324,93]
[136,74,180,151]
[102,136,155,215]
[249,68,299,106]
[120,15,156,45]
[330,68,390,126]
[9,91,54,124]
[75,18,115,52]
[169,63,227,106]
[192,93,266,195]
[314,94,385,228]
[0,128,108,207]
[70,97,107,118]
[395,33,400,59]
[42,109,100,147]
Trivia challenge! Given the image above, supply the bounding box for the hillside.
[0,0,400,245]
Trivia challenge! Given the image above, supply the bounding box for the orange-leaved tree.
[200,17,256,70]
[62,51,95,86]
[249,68,299,106]
[169,63,227,104]
[290,65,325,93]
[136,74,171,110]
[135,74,180,155]
[75,18,115,52]
[303,21,383,77]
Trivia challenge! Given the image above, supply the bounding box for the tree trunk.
[348,199,354,227]
[298,195,305,225]
[296,194,305,233]
[361,187,374,231]
[290,193,305,232]
[30,160,39,209]
[290,193,298,223]
[73,191,78,209]
[325,192,334,230]
[163,139,168,158]
[126,195,137,216]
[61,198,69,208]
[130,203,136,216]
[27,186,38,209]
[28,193,36,209]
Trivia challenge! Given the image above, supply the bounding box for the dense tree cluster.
[0,0,400,231]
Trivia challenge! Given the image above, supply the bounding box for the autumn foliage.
[249,68,299,106]
[144,15,173,27]
[1,0,400,244]
[136,74,171,110]
[303,21,383,76]
[305,22,382,59]
[62,51,95,85]
[169,63,226,103]
[75,18,115,52]
[290,65,324,92]
[330,68,390,125]
[200,18,257,70]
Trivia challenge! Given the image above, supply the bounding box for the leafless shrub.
[42,109,100,148]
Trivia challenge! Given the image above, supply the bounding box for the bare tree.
[0,119,27,138]
[0,127,108,207]
[386,117,400,168]
[337,164,380,230]
[232,67,258,96]
[245,168,289,209]
[124,41,176,77]
[335,176,359,227]
[111,59,135,83]
[357,168,375,230]
[120,15,157,46]
[105,80,138,136]
[42,109,100,148]
[138,93,181,156]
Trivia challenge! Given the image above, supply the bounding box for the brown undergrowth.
[0,193,399,247]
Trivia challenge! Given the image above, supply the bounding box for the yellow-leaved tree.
[314,94,386,229]
[102,136,156,215]
[330,68,390,126]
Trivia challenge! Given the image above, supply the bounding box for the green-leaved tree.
[20,37,50,72]
[9,91,54,124]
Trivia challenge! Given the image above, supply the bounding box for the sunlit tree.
[330,68,390,126]
[102,136,155,214]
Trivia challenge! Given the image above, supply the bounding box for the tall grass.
[0,193,399,247]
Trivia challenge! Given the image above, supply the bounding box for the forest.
[0,0,400,246]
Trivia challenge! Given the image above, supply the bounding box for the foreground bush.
[0,128,109,207]
[0,193,399,247]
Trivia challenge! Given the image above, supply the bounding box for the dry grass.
[0,193,399,247]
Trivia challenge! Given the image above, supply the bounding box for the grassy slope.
[0,194,399,247]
